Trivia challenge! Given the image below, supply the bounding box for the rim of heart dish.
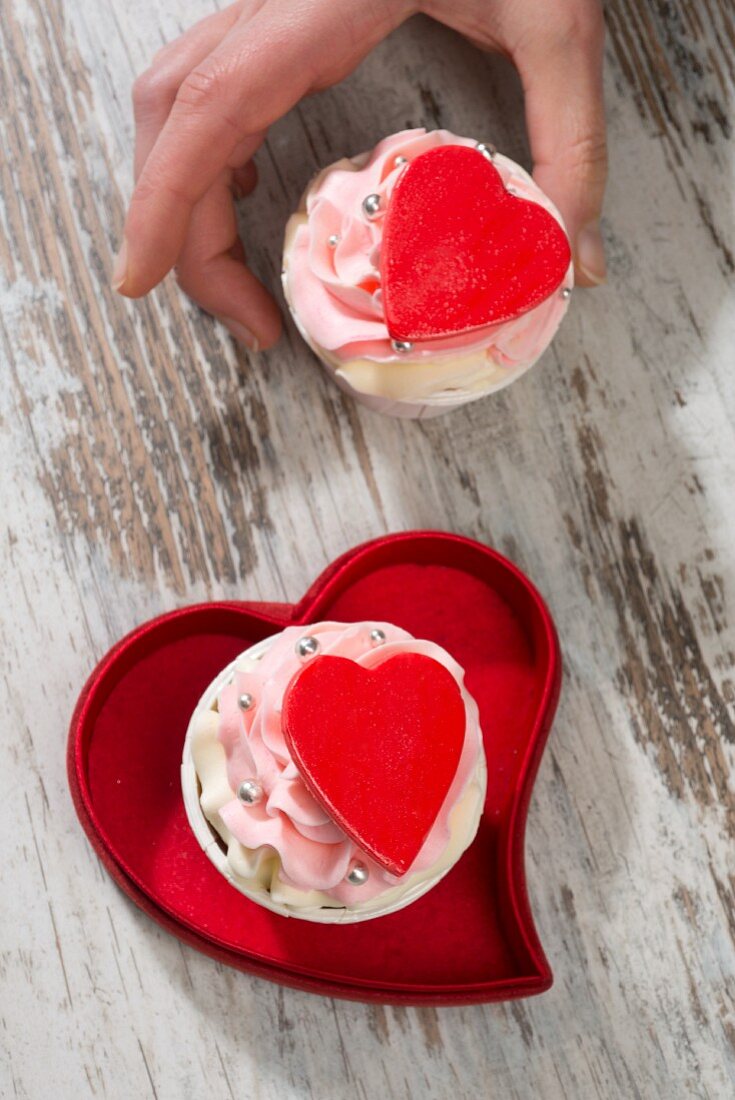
[67,531,561,1002]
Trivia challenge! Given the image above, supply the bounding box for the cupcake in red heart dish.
[282,128,573,419]
[182,621,486,923]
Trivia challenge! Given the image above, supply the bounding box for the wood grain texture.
[1,0,734,1096]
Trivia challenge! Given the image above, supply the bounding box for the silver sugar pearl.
[296,635,320,659]
[561,287,572,300]
[327,233,340,248]
[369,628,386,647]
[391,339,413,353]
[238,692,254,711]
[506,185,517,194]
[394,155,408,167]
[475,142,497,160]
[362,193,381,218]
[346,862,369,886]
[237,779,263,805]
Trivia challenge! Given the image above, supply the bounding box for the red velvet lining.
[68,531,561,1004]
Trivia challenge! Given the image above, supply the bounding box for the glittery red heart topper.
[282,653,466,876]
[381,145,571,342]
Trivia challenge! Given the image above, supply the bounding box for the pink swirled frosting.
[285,128,573,369]
[214,622,482,906]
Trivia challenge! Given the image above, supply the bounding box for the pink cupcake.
[282,128,573,419]
[182,621,486,923]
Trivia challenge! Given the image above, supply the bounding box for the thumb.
[516,7,608,285]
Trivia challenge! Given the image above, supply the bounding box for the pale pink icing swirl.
[216,621,482,906]
[286,128,573,368]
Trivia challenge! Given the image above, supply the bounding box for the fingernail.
[111,238,128,291]
[218,316,259,352]
[576,221,607,286]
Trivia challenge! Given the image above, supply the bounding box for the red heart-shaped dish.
[283,653,467,875]
[68,531,561,1005]
[381,145,571,342]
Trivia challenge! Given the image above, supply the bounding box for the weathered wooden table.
[2,1,734,1096]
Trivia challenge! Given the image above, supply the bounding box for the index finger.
[117,4,315,298]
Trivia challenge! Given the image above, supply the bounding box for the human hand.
[115,0,607,351]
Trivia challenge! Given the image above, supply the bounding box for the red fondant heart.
[283,654,466,876]
[68,531,561,1005]
[381,145,571,342]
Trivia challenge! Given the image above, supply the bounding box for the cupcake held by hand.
[282,128,573,419]
[182,621,486,923]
